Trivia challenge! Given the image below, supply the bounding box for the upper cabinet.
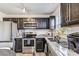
[70,3,79,21]
[61,3,79,27]
[61,3,69,26]
[3,18,18,23]
[3,18,50,29]
[36,18,49,29]
[3,18,24,29]
[17,18,24,29]
[23,18,49,29]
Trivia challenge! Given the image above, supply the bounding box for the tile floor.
[16,52,46,56]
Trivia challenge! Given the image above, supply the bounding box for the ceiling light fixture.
[22,3,26,13]
[23,8,26,13]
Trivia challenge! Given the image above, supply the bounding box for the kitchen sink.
[59,41,68,48]
[48,38,56,42]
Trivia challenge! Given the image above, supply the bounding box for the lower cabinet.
[14,38,22,52]
[36,38,45,52]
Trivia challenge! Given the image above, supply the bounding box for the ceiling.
[0,3,59,15]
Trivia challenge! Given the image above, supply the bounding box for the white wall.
[63,25,79,35]
[4,14,49,18]
[25,29,50,35]
[0,12,6,21]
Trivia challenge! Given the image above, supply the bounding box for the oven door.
[23,39,34,47]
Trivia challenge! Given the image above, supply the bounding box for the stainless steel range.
[22,38,35,53]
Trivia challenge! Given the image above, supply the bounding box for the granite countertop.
[36,35,79,56]
[45,37,79,56]
[0,49,16,56]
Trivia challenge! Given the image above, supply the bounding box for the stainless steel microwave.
[23,22,37,28]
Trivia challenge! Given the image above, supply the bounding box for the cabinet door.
[36,18,44,29]
[3,18,18,23]
[36,18,49,29]
[61,3,79,26]
[15,38,22,52]
[36,41,44,52]
[70,3,79,20]
[61,3,69,26]
[12,18,18,23]
[36,38,45,52]
[17,18,23,29]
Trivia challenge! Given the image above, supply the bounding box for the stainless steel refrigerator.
[0,21,17,48]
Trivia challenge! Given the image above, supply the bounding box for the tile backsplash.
[18,29,51,35]
[64,24,79,35]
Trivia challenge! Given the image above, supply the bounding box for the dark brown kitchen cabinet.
[70,3,79,20]
[17,18,24,29]
[36,18,49,29]
[36,38,45,52]
[61,3,79,27]
[3,18,50,29]
[61,3,69,26]
[3,18,18,23]
[15,38,22,52]
[3,18,24,29]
